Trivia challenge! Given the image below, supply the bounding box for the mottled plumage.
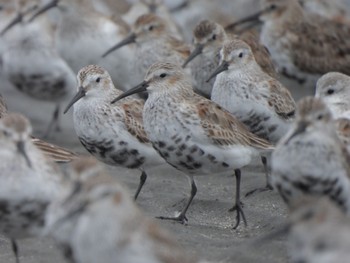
[211,39,295,144]
[46,157,203,263]
[184,20,276,98]
[112,62,273,228]
[289,197,350,263]
[1,0,76,135]
[64,64,164,199]
[257,0,350,84]
[271,97,350,213]
[103,13,190,83]
[0,113,66,262]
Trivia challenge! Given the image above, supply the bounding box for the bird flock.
[1,0,350,262]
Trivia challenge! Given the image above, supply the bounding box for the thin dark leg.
[157,177,197,224]
[134,171,147,200]
[229,169,247,229]
[245,156,273,197]
[11,239,19,263]
[44,104,61,137]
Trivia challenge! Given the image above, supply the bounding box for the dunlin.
[0,93,76,163]
[208,39,295,195]
[64,64,165,200]
[112,62,273,228]
[102,14,190,83]
[288,196,350,263]
[46,156,205,263]
[271,97,350,212]
[29,0,136,91]
[315,72,350,120]
[183,20,277,98]
[0,0,77,136]
[122,0,183,39]
[0,113,65,263]
[231,0,350,85]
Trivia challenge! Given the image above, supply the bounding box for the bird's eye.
[149,25,154,31]
[238,52,243,58]
[96,77,101,83]
[327,89,334,95]
[317,114,323,120]
[212,34,216,40]
[160,73,167,78]
[270,4,277,10]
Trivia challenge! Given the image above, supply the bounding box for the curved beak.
[28,0,59,23]
[182,44,204,68]
[0,13,23,36]
[111,80,149,104]
[206,61,229,82]
[17,141,32,168]
[63,87,86,114]
[285,121,308,144]
[102,33,136,58]
[224,6,273,31]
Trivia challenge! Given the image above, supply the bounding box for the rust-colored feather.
[268,79,296,119]
[122,100,149,144]
[193,97,273,149]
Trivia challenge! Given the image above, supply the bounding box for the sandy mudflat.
[0,75,313,263]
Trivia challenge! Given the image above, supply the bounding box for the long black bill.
[102,33,136,58]
[285,121,308,144]
[224,6,274,31]
[206,61,229,83]
[111,81,149,104]
[63,87,86,114]
[182,44,204,68]
[0,13,23,36]
[28,0,59,22]
[17,141,32,168]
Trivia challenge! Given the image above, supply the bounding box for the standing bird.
[29,0,135,91]
[112,62,273,228]
[183,20,276,98]
[102,14,190,84]
[271,97,350,212]
[63,65,165,200]
[0,0,77,136]
[46,157,205,263]
[0,113,66,263]
[208,39,295,194]
[228,0,350,85]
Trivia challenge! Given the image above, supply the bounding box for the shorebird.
[111,62,273,228]
[288,196,350,263]
[0,93,76,163]
[102,13,190,83]
[121,0,183,39]
[63,65,165,200]
[208,39,295,195]
[0,0,77,136]
[228,0,350,85]
[183,19,276,98]
[46,156,206,263]
[271,97,350,212]
[0,112,66,263]
[315,72,350,120]
[29,0,136,91]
